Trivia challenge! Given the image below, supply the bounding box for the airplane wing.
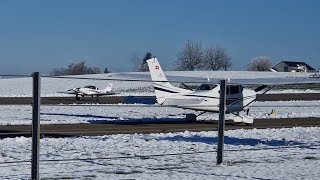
[95,91,118,96]
[57,91,80,95]
[57,89,82,95]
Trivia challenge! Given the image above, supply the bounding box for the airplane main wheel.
[186,113,197,122]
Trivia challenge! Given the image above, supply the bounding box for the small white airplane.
[62,83,116,100]
[146,57,262,124]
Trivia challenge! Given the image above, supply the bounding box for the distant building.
[272,61,315,73]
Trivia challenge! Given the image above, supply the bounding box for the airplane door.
[226,85,243,113]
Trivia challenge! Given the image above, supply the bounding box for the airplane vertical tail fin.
[146,57,191,104]
[102,83,113,93]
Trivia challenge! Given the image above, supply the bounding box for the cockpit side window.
[226,87,230,94]
[200,84,210,90]
[230,86,239,94]
[85,86,96,89]
[226,85,242,94]
[197,84,217,90]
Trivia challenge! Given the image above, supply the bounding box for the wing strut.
[180,83,193,91]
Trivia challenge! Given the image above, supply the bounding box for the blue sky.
[0,0,319,74]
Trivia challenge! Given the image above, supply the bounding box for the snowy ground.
[0,127,319,179]
[0,100,319,125]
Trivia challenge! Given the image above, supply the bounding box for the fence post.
[31,72,41,180]
[217,79,226,165]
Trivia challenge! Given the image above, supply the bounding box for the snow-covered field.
[1,127,319,179]
[1,71,320,179]
[0,100,320,125]
[0,71,320,97]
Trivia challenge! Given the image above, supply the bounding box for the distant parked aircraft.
[59,83,116,100]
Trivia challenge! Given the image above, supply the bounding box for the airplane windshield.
[226,85,243,94]
[84,85,96,89]
[196,84,217,91]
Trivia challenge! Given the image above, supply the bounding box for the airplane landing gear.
[245,109,250,116]
[233,116,253,125]
[186,113,197,122]
[233,109,254,125]
[185,111,208,122]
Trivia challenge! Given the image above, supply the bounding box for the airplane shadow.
[41,112,188,124]
[41,112,119,119]
[41,113,305,147]
[157,135,304,147]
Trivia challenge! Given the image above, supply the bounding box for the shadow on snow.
[41,112,305,147]
[157,135,304,147]
[40,112,187,124]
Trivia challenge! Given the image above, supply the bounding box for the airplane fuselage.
[157,84,256,113]
[147,57,257,124]
[66,84,115,100]
[77,87,103,96]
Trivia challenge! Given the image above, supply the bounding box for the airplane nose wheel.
[233,109,253,125]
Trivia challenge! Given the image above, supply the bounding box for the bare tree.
[68,61,86,75]
[87,67,102,74]
[201,46,232,70]
[50,61,101,76]
[130,52,141,71]
[176,40,203,71]
[176,41,232,71]
[50,68,67,76]
[104,67,110,73]
[138,52,153,72]
[246,56,272,71]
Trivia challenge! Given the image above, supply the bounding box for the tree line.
[50,40,273,76]
[50,61,109,76]
[176,40,232,71]
[133,40,272,72]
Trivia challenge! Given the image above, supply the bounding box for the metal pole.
[217,79,226,165]
[31,72,40,180]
